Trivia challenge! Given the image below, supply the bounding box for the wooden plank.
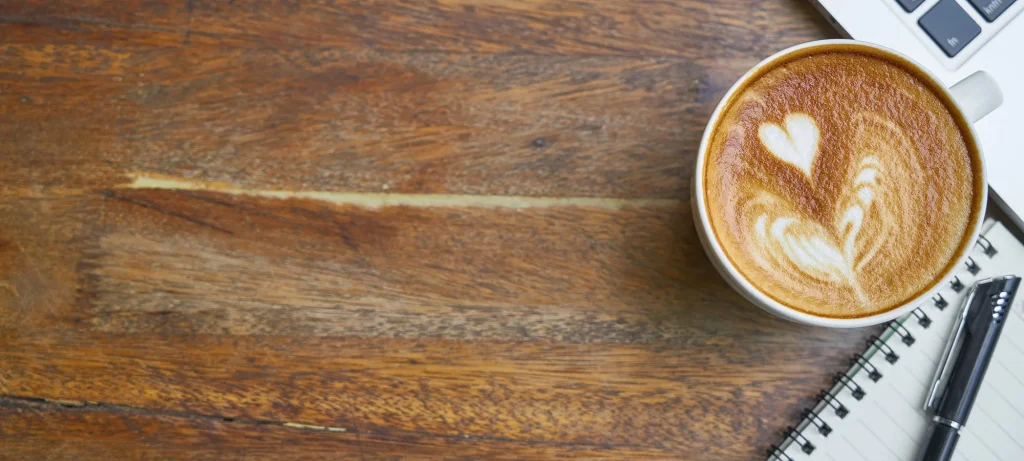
[0,0,187,29]
[1,0,834,57]
[1,187,863,344]
[0,397,672,460]
[184,0,832,58]
[0,195,98,329]
[0,190,875,459]
[0,1,837,198]
[0,23,730,198]
[0,330,854,458]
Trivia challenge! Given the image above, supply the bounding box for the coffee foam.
[704,49,982,318]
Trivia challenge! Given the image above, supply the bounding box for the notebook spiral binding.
[766,236,1000,460]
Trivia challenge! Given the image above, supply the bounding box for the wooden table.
[0,1,890,459]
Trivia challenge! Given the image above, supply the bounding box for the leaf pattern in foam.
[744,112,923,308]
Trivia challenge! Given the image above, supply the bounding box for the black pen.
[919,275,1020,461]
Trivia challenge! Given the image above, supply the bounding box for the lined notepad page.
[777,221,1024,461]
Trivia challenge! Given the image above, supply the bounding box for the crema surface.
[704,48,982,318]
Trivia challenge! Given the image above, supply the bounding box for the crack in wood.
[121,173,681,210]
[98,190,235,234]
[0,394,649,449]
[0,395,347,433]
[0,16,207,36]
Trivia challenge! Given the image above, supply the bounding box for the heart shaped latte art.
[742,112,922,305]
[758,113,820,178]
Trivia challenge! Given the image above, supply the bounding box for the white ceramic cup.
[692,40,1003,328]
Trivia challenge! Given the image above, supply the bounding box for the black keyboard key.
[967,0,1017,22]
[919,0,982,57]
[897,0,927,12]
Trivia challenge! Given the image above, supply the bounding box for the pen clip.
[924,278,989,411]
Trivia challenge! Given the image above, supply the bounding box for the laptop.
[809,0,1024,229]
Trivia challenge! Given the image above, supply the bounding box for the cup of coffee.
[692,40,1002,328]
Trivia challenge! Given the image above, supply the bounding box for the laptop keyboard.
[895,0,1019,58]
[898,0,927,12]
[967,0,1017,21]
[919,0,983,56]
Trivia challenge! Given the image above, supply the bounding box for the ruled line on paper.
[987,384,1024,423]
[903,363,932,391]
[859,419,900,459]
[994,361,1024,390]
[969,404,1024,454]
[1002,333,1024,357]
[875,400,916,444]
[886,378,924,412]
[837,433,869,461]
[954,447,974,461]
[972,437,1006,461]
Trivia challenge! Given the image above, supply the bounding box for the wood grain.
[0,1,870,459]
[0,397,671,460]
[0,191,871,459]
[0,34,715,197]
[1,0,832,56]
[0,0,833,198]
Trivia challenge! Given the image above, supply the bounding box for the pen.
[919,275,1020,461]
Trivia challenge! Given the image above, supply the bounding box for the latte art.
[745,113,921,305]
[757,113,820,179]
[704,49,982,318]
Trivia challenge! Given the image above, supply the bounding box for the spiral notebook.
[767,220,1024,461]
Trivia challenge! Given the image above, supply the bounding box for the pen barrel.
[939,301,1008,422]
[921,276,1018,461]
[918,423,960,461]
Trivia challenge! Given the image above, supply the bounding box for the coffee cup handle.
[949,71,1003,124]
